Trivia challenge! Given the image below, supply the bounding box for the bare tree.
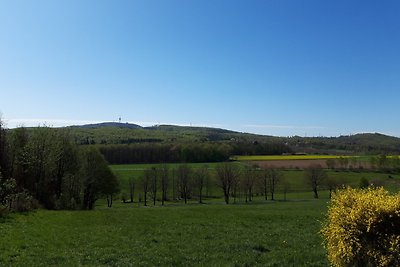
[177,165,192,204]
[305,165,327,199]
[281,178,290,201]
[159,164,169,205]
[216,163,240,204]
[325,158,337,170]
[338,157,349,169]
[142,169,151,206]
[194,166,208,204]
[129,177,135,203]
[266,168,281,201]
[242,167,257,203]
[149,167,157,206]
[171,168,176,201]
[260,167,269,200]
[326,177,338,198]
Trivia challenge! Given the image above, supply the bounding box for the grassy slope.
[0,200,329,267]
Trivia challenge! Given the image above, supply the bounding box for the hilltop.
[64,122,400,155]
[71,122,142,129]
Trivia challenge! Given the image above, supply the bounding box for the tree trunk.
[264,178,267,200]
[199,188,203,204]
[224,194,229,204]
[313,188,319,199]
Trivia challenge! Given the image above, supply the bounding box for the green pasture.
[1,163,400,266]
[111,163,400,202]
[0,199,329,266]
[231,155,354,161]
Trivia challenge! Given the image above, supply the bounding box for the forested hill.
[286,133,400,154]
[72,122,142,129]
[68,123,282,145]
[7,123,399,164]
[66,123,400,155]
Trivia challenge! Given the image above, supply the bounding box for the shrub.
[321,187,400,267]
[359,177,369,189]
[10,190,38,212]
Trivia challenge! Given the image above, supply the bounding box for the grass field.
[0,199,329,266]
[110,163,400,200]
[2,162,399,266]
[231,155,354,161]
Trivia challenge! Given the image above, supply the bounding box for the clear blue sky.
[1,0,399,137]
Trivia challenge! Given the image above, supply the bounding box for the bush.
[359,177,369,189]
[10,190,38,212]
[321,187,400,267]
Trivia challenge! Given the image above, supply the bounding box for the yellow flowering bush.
[321,187,400,267]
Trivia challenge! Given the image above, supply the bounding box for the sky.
[1,0,400,137]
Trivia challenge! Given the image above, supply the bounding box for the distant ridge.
[71,122,142,129]
[15,121,400,153]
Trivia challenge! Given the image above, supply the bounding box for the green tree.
[0,117,10,179]
[79,147,119,210]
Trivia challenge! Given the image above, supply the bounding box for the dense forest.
[0,121,119,214]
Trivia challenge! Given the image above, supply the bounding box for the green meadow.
[0,199,329,267]
[111,163,400,198]
[230,155,353,161]
[1,162,399,266]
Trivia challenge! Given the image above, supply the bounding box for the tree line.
[98,141,291,164]
[325,155,400,172]
[0,123,119,215]
[120,163,334,207]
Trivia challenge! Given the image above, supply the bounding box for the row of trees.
[325,155,400,172]
[0,122,119,214]
[99,143,232,164]
[98,141,292,164]
[126,165,212,206]
[122,164,331,206]
[216,164,329,203]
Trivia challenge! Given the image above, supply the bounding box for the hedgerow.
[321,187,400,267]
